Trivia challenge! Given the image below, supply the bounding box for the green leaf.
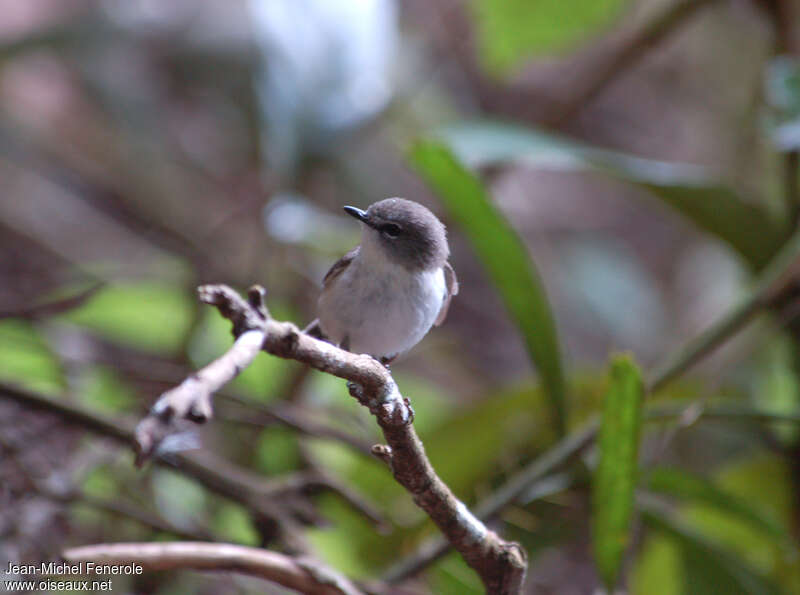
[766,56,800,119]
[152,469,208,529]
[77,365,138,414]
[643,468,793,551]
[431,551,484,595]
[61,282,195,355]
[82,466,118,500]
[630,532,683,595]
[682,456,800,592]
[436,120,789,271]
[757,335,800,444]
[0,320,64,394]
[409,140,567,435]
[425,385,555,498]
[306,494,387,578]
[214,503,259,546]
[469,0,627,75]
[766,57,800,150]
[255,428,301,475]
[643,508,780,595]
[592,354,644,591]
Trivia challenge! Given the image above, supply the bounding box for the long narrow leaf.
[409,140,567,436]
[592,354,645,591]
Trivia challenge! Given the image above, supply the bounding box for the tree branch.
[133,284,527,594]
[62,542,363,595]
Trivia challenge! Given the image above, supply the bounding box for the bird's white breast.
[318,258,446,359]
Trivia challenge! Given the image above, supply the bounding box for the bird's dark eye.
[381,223,402,238]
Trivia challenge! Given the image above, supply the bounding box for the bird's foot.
[379,354,397,369]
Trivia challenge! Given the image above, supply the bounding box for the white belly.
[318,261,446,359]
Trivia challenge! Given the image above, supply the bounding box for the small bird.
[314,197,458,364]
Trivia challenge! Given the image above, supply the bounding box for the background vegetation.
[1,0,799,592]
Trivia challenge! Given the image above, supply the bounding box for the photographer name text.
[5,561,143,576]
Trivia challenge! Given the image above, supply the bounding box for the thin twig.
[62,542,363,595]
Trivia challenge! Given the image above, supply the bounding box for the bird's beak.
[343,206,368,223]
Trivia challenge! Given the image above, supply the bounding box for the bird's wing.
[434,261,459,326]
[322,246,359,289]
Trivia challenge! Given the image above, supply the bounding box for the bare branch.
[62,542,363,595]
[134,284,412,460]
[133,284,527,593]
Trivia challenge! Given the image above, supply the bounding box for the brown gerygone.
[314,197,458,364]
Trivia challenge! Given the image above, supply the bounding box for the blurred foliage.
[757,335,800,445]
[643,467,792,550]
[77,365,138,413]
[254,427,301,475]
[214,503,260,546]
[683,456,800,591]
[61,282,195,355]
[634,456,800,594]
[766,57,800,151]
[470,0,628,75]
[642,509,780,595]
[0,319,64,394]
[431,552,484,594]
[1,1,800,594]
